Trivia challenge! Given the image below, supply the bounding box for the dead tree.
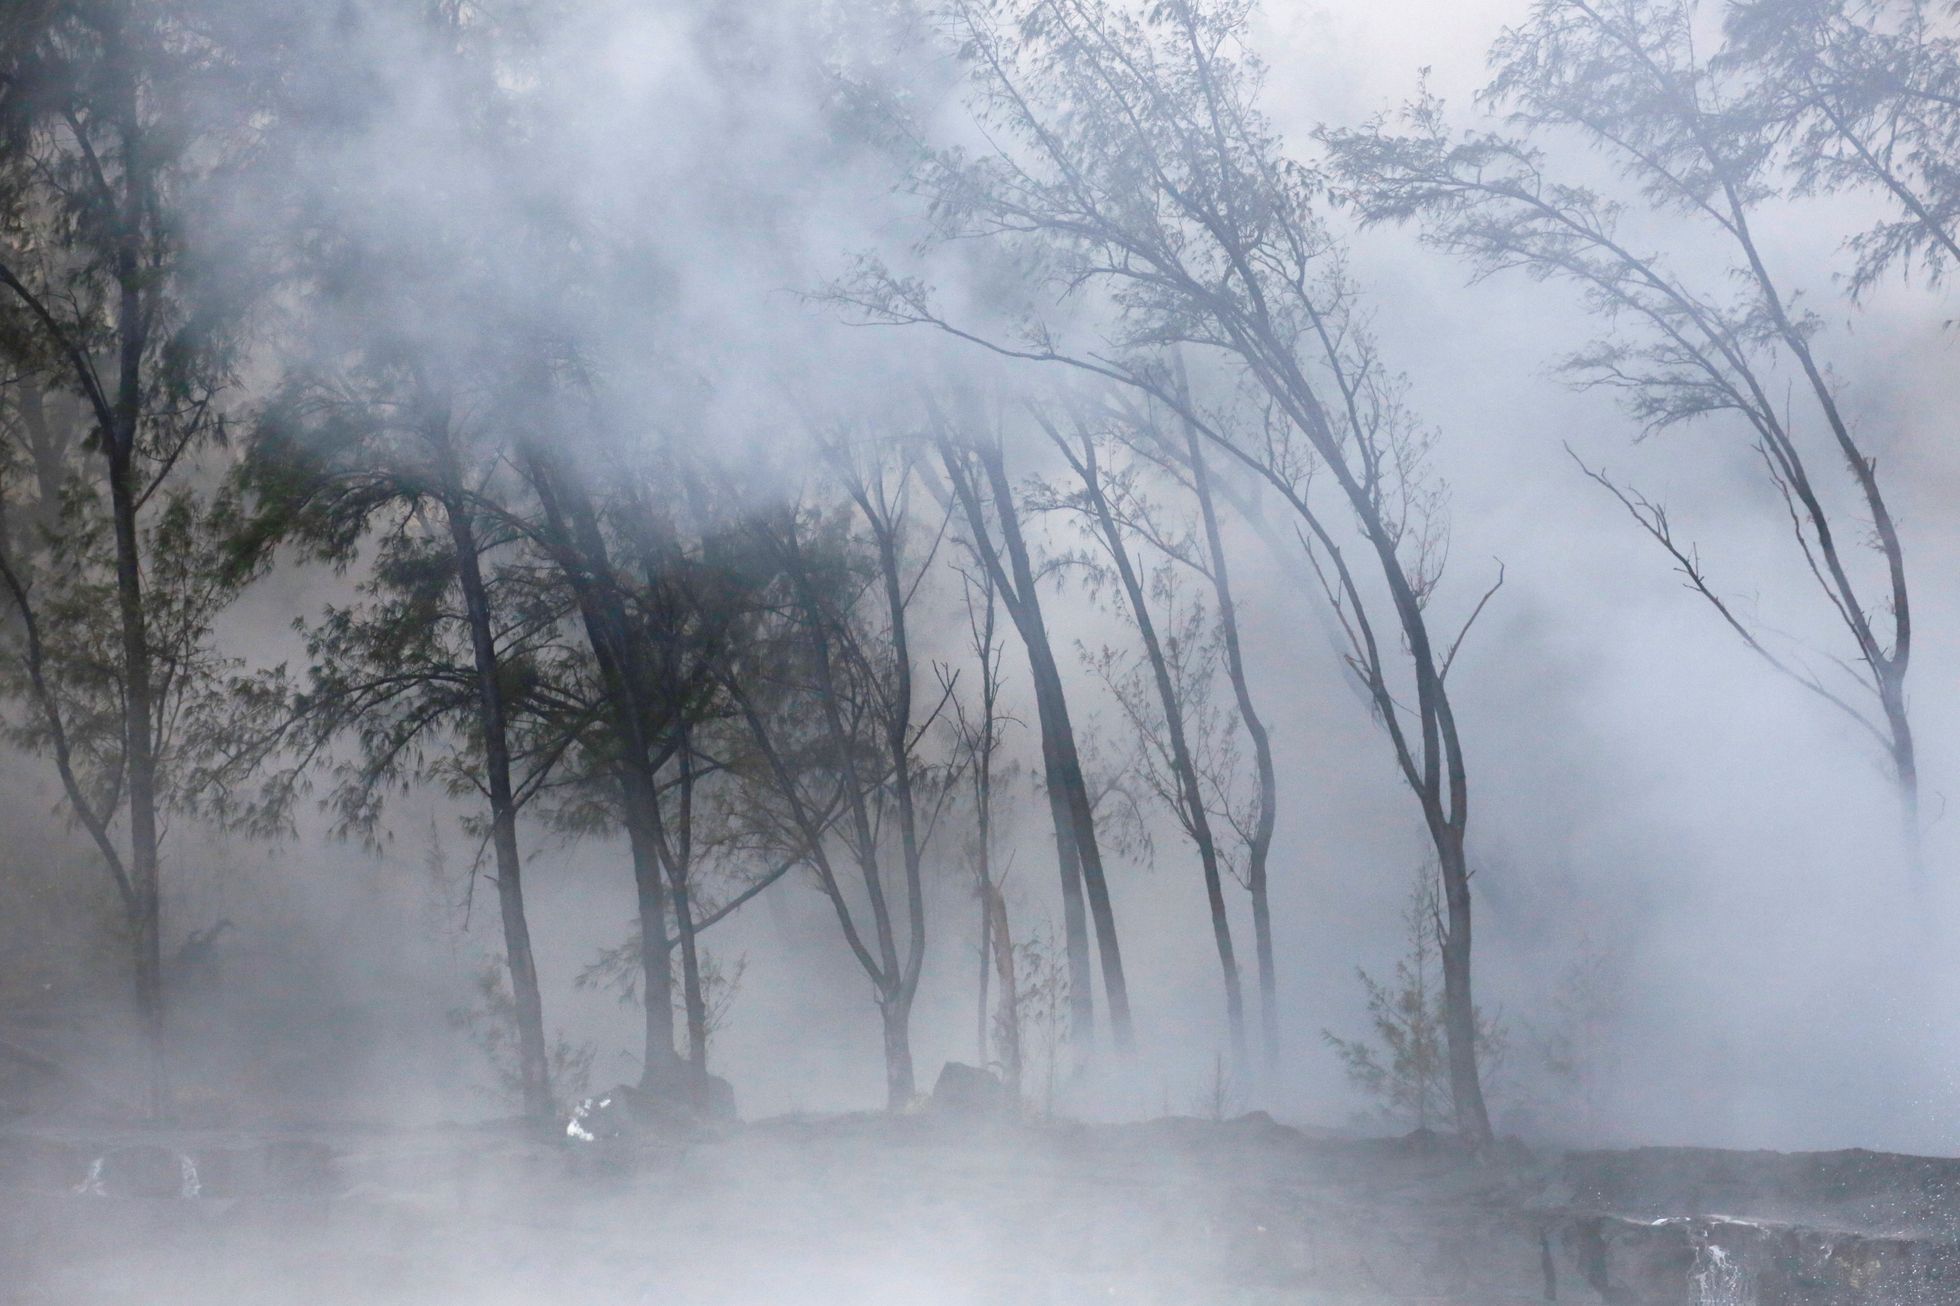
[946,551,1020,1085]
[1178,403,1281,1067]
[1089,386,1284,1068]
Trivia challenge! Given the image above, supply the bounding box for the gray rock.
[929,1062,1008,1116]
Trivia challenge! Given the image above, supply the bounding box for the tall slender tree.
[723,446,950,1108]
[933,407,1135,1052]
[1038,409,1247,1068]
[0,0,277,1112]
[844,0,1498,1138]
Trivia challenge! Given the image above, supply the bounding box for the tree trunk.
[1181,410,1281,1068]
[105,28,166,1116]
[1061,425,1243,1065]
[1880,668,1921,878]
[977,874,992,1067]
[524,447,702,1093]
[1436,833,1490,1144]
[107,445,166,1118]
[625,808,682,1088]
[666,862,710,1082]
[1042,741,1095,1045]
[967,440,1133,1050]
[880,992,916,1111]
[439,453,552,1122]
[938,437,1099,1045]
[659,727,711,1094]
[986,879,1021,1102]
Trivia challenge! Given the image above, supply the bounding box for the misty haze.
[3,0,1960,1301]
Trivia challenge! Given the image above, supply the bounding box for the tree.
[0,0,277,1112]
[841,0,1499,1138]
[1325,0,1921,867]
[932,404,1134,1052]
[1036,407,1247,1068]
[207,0,605,1122]
[1058,385,1285,1067]
[1723,0,1960,298]
[230,367,570,1121]
[515,435,758,1102]
[723,444,951,1109]
[945,545,1023,1094]
[1171,392,1281,1068]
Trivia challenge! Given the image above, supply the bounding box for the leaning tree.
[841,0,1506,1139]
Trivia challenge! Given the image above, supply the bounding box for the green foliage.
[450,958,593,1116]
[576,937,747,1051]
[1323,865,1506,1133]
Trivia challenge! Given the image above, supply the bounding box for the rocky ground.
[5,1095,1960,1305]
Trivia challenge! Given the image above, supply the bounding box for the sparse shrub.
[452,958,593,1116]
[1323,864,1505,1134]
[1013,924,1071,1117]
[576,934,747,1056]
[1189,1051,1241,1122]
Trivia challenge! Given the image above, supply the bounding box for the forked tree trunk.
[525,448,705,1095]
[1041,744,1094,1045]
[658,749,711,1087]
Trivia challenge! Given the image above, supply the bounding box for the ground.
[7,1103,1960,1304]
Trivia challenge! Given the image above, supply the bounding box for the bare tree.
[840,0,1499,1138]
[1088,386,1283,1067]
[1177,399,1281,1068]
[1325,0,1921,866]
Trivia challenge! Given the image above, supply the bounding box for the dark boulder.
[566,1072,735,1146]
[929,1062,1009,1116]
